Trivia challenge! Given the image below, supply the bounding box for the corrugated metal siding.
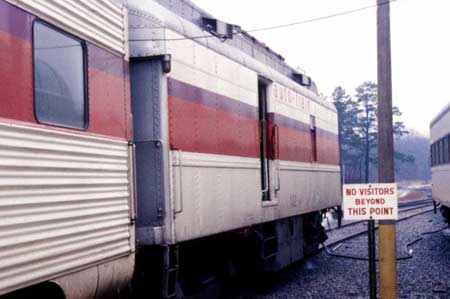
[6,0,126,56]
[0,122,133,295]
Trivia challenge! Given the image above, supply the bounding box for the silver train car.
[0,0,135,298]
[1,0,342,298]
[128,0,341,297]
[430,103,450,221]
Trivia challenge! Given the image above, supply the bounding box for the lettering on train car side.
[343,183,398,220]
[272,83,309,111]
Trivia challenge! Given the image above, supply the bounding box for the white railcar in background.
[430,103,450,221]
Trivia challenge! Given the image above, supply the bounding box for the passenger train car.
[430,103,450,221]
[0,0,135,298]
[1,0,341,298]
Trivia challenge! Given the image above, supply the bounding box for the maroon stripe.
[168,78,259,120]
[268,112,309,133]
[0,0,34,41]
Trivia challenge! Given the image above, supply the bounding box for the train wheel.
[441,205,450,223]
[303,211,328,255]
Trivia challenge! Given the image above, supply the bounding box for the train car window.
[430,144,434,166]
[33,21,87,129]
[438,139,444,165]
[442,139,446,164]
[444,137,449,164]
[436,141,440,165]
[433,143,437,165]
[434,142,438,165]
[436,142,440,165]
[310,115,318,162]
[448,136,450,163]
[431,143,434,166]
[433,142,437,165]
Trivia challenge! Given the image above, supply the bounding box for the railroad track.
[321,199,436,251]
[325,199,435,232]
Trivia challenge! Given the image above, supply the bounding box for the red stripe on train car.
[169,95,260,158]
[0,1,131,139]
[0,28,130,139]
[88,67,128,139]
[317,129,340,165]
[0,31,35,123]
[168,78,340,164]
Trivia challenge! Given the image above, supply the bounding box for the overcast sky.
[190,0,450,136]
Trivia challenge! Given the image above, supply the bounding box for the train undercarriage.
[132,210,330,299]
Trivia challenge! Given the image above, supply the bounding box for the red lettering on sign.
[346,188,356,196]
[369,207,394,215]
[348,207,367,215]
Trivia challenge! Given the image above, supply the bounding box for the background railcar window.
[444,136,449,164]
[33,21,87,129]
[448,136,450,163]
[434,142,438,165]
[432,142,436,166]
[434,143,438,165]
[430,144,434,166]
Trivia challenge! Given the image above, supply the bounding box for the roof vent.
[293,72,312,87]
[202,17,234,39]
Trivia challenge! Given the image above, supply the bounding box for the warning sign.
[343,183,398,220]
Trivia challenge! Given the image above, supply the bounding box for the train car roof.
[6,0,127,56]
[126,0,336,112]
[430,102,450,129]
[151,0,319,94]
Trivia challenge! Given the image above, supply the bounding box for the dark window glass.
[437,141,440,165]
[448,136,450,163]
[442,137,449,164]
[435,143,438,165]
[310,115,317,162]
[430,144,434,166]
[435,142,439,165]
[433,143,436,166]
[439,140,444,165]
[33,21,87,129]
[258,80,270,201]
[433,142,439,165]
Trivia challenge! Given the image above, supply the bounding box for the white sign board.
[343,183,398,220]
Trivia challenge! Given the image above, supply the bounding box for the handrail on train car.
[174,149,184,214]
[273,124,281,192]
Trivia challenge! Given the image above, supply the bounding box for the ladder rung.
[263,236,277,242]
[263,253,277,260]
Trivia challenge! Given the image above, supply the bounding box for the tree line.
[332,81,430,183]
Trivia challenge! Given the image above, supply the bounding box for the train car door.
[258,78,272,201]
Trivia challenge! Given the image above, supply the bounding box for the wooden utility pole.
[377,0,397,298]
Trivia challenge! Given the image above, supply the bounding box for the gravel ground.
[226,210,450,299]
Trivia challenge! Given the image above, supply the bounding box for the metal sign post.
[368,219,376,299]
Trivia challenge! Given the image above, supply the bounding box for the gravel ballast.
[227,210,450,299]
